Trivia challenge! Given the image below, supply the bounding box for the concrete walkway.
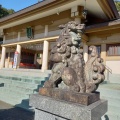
[0,100,34,120]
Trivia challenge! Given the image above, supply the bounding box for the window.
[107,44,120,56]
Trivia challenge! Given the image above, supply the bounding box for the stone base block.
[30,94,107,120]
[39,88,100,106]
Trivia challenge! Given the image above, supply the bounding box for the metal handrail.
[105,65,112,81]
[105,65,112,74]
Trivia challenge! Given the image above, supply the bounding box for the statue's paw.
[44,81,55,88]
[86,83,96,93]
[70,84,80,92]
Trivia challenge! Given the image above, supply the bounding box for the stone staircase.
[98,83,120,120]
[108,73,120,84]
[0,68,51,111]
[1,68,120,119]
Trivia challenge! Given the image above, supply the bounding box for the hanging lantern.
[26,27,34,39]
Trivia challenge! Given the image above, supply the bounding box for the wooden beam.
[82,34,88,42]
[4,10,71,33]
[1,36,59,47]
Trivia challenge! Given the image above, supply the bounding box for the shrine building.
[1,1,120,119]
[0,0,119,75]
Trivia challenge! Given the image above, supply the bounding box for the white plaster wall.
[34,33,44,39]
[34,25,43,30]
[5,38,17,44]
[48,30,61,37]
[106,61,120,74]
[20,36,29,41]
[88,33,120,45]
[107,33,120,41]
[51,18,71,27]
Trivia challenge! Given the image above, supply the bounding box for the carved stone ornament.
[39,21,105,105]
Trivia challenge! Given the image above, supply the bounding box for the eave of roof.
[0,0,119,30]
[85,19,120,33]
[0,0,57,22]
[107,0,119,19]
[0,0,119,22]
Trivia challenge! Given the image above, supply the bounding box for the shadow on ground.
[101,114,109,120]
[0,83,4,87]
[0,100,34,120]
[0,107,34,120]
[15,99,34,111]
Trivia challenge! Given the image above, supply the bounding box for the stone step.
[0,85,35,94]
[0,75,49,84]
[99,89,120,99]
[0,89,34,111]
[44,70,52,74]
[0,68,51,112]
[0,95,29,105]
[0,95,21,105]
[1,68,42,73]
[0,83,40,94]
[101,96,120,115]
[98,83,120,120]
[0,88,30,98]
[99,93,120,118]
[0,92,28,105]
[102,112,120,120]
[2,73,49,79]
[0,78,39,89]
[101,96,120,108]
[0,69,51,77]
[108,74,120,84]
[98,84,120,99]
[108,105,120,115]
[1,68,39,72]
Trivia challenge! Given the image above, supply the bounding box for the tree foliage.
[0,5,15,18]
[114,0,120,11]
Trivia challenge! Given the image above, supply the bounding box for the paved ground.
[0,100,34,120]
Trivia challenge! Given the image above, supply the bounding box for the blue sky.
[0,0,43,12]
[0,0,120,12]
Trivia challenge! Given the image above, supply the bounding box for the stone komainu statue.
[44,21,105,93]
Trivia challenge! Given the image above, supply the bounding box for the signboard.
[13,51,19,69]
[26,27,34,39]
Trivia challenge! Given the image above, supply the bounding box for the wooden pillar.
[41,25,49,72]
[6,52,10,68]
[0,46,6,68]
[41,41,49,71]
[16,44,21,67]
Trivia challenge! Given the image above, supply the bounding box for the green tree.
[114,0,120,11]
[0,5,15,18]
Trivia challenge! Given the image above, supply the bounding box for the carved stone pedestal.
[30,94,107,120]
